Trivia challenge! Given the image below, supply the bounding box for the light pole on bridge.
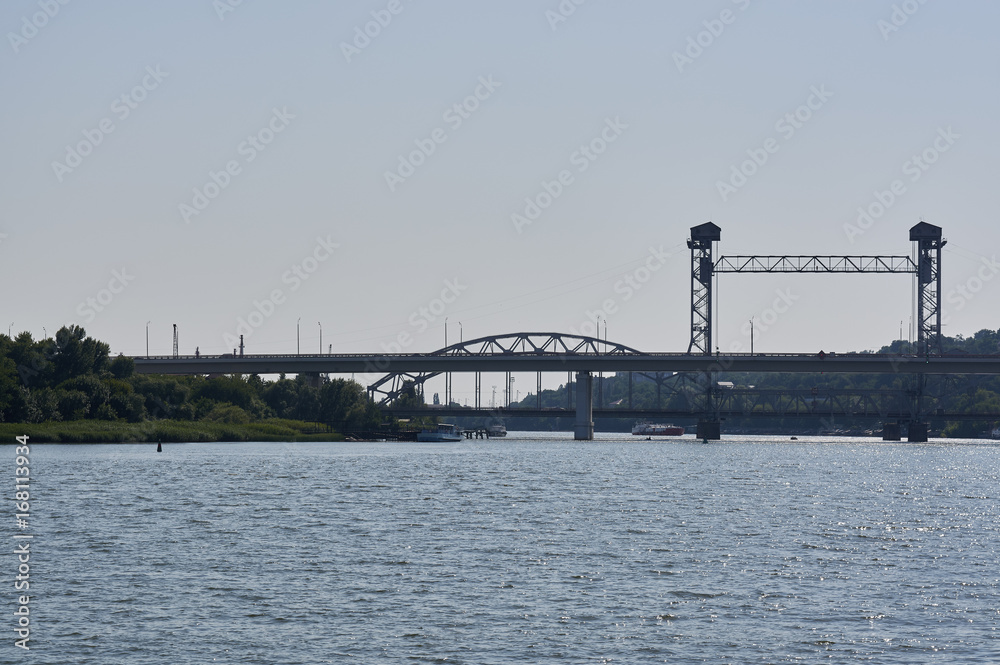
[597,316,604,408]
[444,318,451,404]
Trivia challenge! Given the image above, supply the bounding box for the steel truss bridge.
[132,223,999,442]
[387,395,999,423]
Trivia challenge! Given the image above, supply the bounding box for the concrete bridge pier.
[906,422,928,442]
[301,372,324,389]
[574,371,594,440]
[696,419,720,440]
[882,423,902,441]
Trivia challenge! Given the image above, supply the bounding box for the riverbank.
[0,419,343,443]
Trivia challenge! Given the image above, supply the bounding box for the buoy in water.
[156,441,162,452]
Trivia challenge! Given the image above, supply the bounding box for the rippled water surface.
[13,434,1000,663]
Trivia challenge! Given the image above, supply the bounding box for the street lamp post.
[750,316,754,355]
[458,322,462,344]
[146,321,150,356]
[318,322,322,354]
[444,318,449,404]
[297,318,301,355]
[596,316,603,407]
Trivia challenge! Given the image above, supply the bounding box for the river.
[10,433,1000,663]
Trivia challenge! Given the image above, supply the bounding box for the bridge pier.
[906,422,928,443]
[696,419,720,440]
[301,372,323,389]
[882,423,901,441]
[574,371,594,440]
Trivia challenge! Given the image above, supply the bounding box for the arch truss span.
[367,332,645,407]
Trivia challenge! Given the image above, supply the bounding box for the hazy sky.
[3,1,999,401]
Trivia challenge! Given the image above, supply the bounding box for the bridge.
[132,223,1000,442]
[133,346,1000,376]
[134,332,1000,442]
[383,388,999,423]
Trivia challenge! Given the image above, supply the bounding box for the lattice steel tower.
[686,222,721,355]
[910,222,945,355]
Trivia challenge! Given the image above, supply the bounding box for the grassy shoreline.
[0,419,344,444]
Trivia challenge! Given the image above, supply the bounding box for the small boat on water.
[632,422,684,436]
[487,423,507,438]
[416,423,464,442]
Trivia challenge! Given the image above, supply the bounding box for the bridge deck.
[133,352,1000,375]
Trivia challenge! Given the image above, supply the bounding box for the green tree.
[204,404,251,424]
[51,326,110,384]
[58,374,112,415]
[109,354,134,379]
[56,389,91,420]
[190,375,268,418]
[318,379,380,430]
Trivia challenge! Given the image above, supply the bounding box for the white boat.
[487,423,507,438]
[416,423,464,442]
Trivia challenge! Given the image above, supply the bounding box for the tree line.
[0,326,381,431]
